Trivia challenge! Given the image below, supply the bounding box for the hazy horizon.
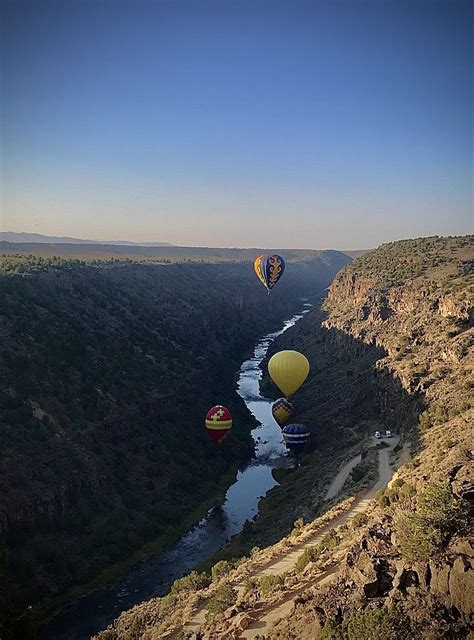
[1,1,472,248]
[1,228,473,252]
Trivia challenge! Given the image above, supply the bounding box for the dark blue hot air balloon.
[282,423,310,456]
[254,254,285,294]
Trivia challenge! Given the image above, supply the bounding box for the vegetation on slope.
[0,242,351,270]
[0,252,348,637]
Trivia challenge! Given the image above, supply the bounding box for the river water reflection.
[46,305,311,639]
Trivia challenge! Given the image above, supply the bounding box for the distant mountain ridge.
[0,231,173,246]
[0,232,370,257]
[0,240,352,269]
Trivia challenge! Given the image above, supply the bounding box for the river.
[46,304,311,640]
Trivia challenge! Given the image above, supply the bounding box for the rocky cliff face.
[264,236,474,638]
[268,509,473,639]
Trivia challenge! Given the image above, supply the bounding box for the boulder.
[429,561,451,602]
[224,606,239,620]
[449,537,474,558]
[363,579,382,598]
[448,556,474,615]
[234,612,253,631]
[391,563,420,593]
[350,550,378,588]
[453,480,474,503]
[419,562,431,591]
[350,551,393,597]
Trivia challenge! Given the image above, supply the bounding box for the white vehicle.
[385,429,392,438]
[374,431,381,439]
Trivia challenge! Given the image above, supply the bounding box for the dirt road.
[239,436,401,638]
[325,453,362,500]
[184,436,403,638]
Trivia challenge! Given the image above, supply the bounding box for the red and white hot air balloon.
[205,405,232,445]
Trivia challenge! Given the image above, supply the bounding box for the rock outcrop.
[264,236,474,638]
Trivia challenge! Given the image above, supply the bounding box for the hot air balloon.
[282,423,310,456]
[254,254,285,293]
[271,397,294,427]
[205,405,232,445]
[268,350,310,398]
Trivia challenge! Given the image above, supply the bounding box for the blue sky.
[1,0,472,248]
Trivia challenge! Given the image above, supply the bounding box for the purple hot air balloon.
[254,254,285,294]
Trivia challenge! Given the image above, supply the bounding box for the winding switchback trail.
[324,453,362,500]
[238,436,403,639]
[184,436,405,638]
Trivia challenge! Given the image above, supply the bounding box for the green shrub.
[291,517,305,537]
[418,410,432,431]
[128,616,148,640]
[158,593,177,615]
[375,489,390,508]
[391,478,405,489]
[351,512,368,529]
[320,621,344,640]
[243,575,259,594]
[95,632,117,640]
[295,547,318,573]
[321,604,411,639]
[432,404,449,424]
[385,479,416,505]
[316,530,339,557]
[295,529,339,572]
[259,573,285,596]
[396,513,442,561]
[396,481,464,561]
[418,481,460,524]
[344,606,410,639]
[170,570,210,595]
[211,560,233,582]
[351,463,368,483]
[206,585,236,619]
[397,482,416,501]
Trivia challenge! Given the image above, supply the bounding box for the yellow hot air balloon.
[268,350,310,398]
